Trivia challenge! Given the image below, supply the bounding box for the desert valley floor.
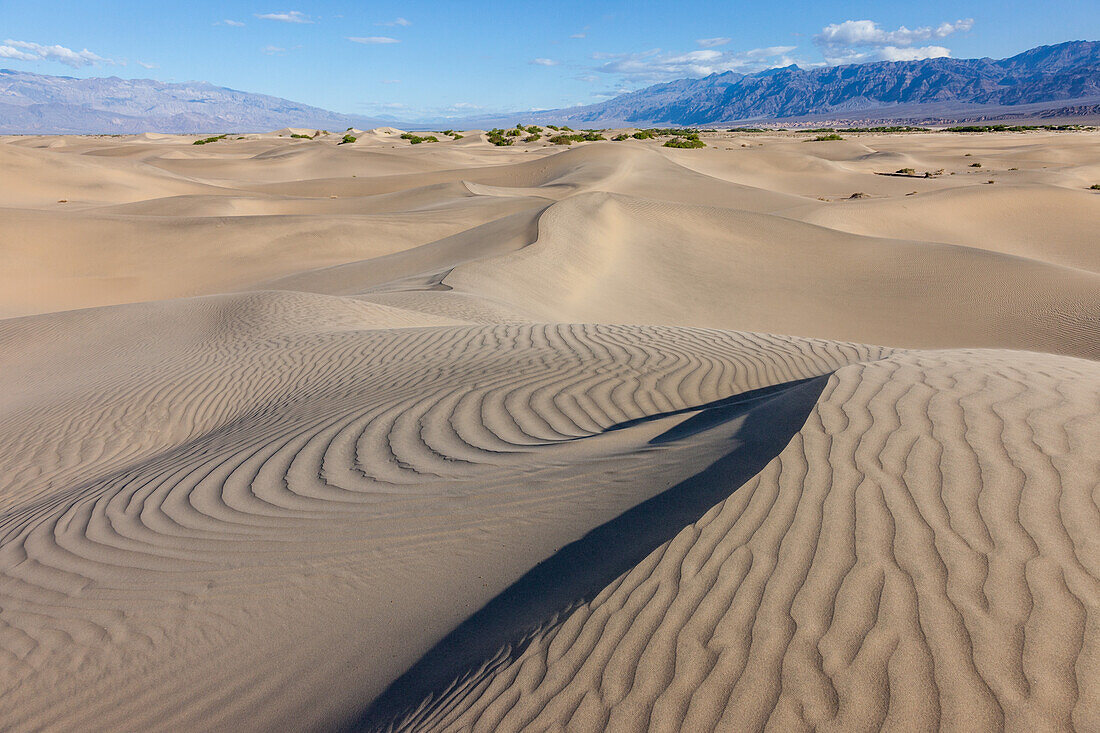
[1,127,1099,731]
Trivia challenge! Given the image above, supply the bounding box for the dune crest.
[0,129,1097,731]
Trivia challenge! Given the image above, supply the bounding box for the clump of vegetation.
[986,180,995,184]
[728,127,767,132]
[441,130,465,140]
[896,168,916,175]
[486,129,514,146]
[942,124,1091,133]
[612,133,629,141]
[808,133,844,142]
[836,126,929,133]
[632,130,656,140]
[1090,184,1100,190]
[560,126,574,131]
[401,133,439,144]
[548,131,606,145]
[526,125,543,133]
[969,162,982,167]
[339,134,357,145]
[547,125,560,131]
[192,135,227,145]
[663,135,706,149]
[290,133,311,139]
[524,134,542,142]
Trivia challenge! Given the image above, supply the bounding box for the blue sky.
[1,0,1097,120]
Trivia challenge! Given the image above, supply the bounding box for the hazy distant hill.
[529,41,1100,126]
[0,70,387,134]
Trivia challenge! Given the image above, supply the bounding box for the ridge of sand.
[0,129,1097,732]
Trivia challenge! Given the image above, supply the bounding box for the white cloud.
[531,58,560,66]
[137,61,158,69]
[814,18,973,64]
[262,45,286,55]
[218,19,245,27]
[594,45,799,83]
[0,39,112,68]
[348,36,400,44]
[571,33,586,39]
[377,17,411,27]
[696,37,731,48]
[255,11,312,24]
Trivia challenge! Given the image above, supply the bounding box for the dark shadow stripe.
[343,374,831,731]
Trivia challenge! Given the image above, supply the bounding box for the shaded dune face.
[0,131,1098,731]
[360,350,1100,733]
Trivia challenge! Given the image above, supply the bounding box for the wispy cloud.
[216,19,245,27]
[0,39,112,68]
[137,61,158,69]
[348,36,400,45]
[377,17,411,27]
[570,33,586,39]
[255,11,312,24]
[262,45,287,55]
[814,18,973,64]
[593,45,798,83]
[531,58,560,66]
[696,37,731,48]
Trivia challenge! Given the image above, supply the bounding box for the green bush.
[192,135,226,145]
[612,133,629,141]
[548,134,574,145]
[524,134,541,142]
[663,137,705,149]
[896,168,916,175]
[401,133,439,144]
[969,162,982,167]
[547,125,560,131]
[506,128,523,137]
[632,130,656,140]
[808,133,844,142]
[526,125,543,133]
[290,133,311,139]
[560,126,574,131]
[1090,184,1100,190]
[486,129,514,146]
[339,134,357,145]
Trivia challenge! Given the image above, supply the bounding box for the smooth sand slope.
[0,129,1098,731]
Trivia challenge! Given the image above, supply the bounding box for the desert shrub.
[663,137,705,149]
[612,133,629,141]
[486,129,514,146]
[524,134,542,142]
[548,134,574,145]
[581,131,605,141]
[560,126,574,131]
[969,162,982,167]
[442,129,455,136]
[526,125,543,133]
[1090,184,1100,190]
[808,133,844,141]
[339,134,357,144]
[632,130,656,140]
[728,127,766,132]
[547,125,560,131]
[192,135,226,145]
[896,168,916,175]
[451,133,464,140]
[290,133,311,139]
[506,128,524,137]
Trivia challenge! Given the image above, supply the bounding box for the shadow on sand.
[344,373,831,731]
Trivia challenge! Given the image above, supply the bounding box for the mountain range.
[533,40,1100,126]
[0,71,384,134]
[1,41,1097,133]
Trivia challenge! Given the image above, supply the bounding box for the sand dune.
[0,129,1097,731]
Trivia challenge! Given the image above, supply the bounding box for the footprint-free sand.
[1,128,1098,731]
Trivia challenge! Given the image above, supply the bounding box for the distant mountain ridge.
[1,41,1098,133]
[0,70,387,134]
[529,41,1100,126]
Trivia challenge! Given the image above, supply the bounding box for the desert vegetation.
[192,135,226,145]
